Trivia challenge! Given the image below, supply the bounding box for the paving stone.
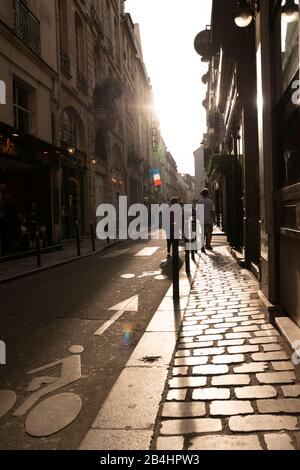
[261,324,275,331]
[213,354,244,365]
[214,313,234,319]
[193,364,229,375]
[195,335,224,342]
[200,319,224,325]
[225,317,249,323]
[235,386,277,399]
[228,345,259,354]
[249,337,279,345]
[175,350,190,357]
[251,314,266,320]
[160,418,222,436]
[183,320,198,326]
[257,399,300,414]
[179,341,214,349]
[162,402,206,418]
[229,415,298,432]
[272,361,295,371]
[175,356,208,367]
[181,325,210,333]
[172,367,188,376]
[218,339,245,347]
[192,388,230,401]
[262,344,283,352]
[255,330,279,337]
[252,352,289,362]
[193,347,225,357]
[205,328,228,335]
[214,323,238,329]
[264,433,295,451]
[212,374,251,386]
[241,320,266,326]
[169,377,207,389]
[282,385,300,398]
[167,389,187,401]
[218,309,239,314]
[226,332,251,340]
[233,363,269,374]
[210,400,254,416]
[157,437,185,450]
[256,372,296,384]
[189,435,262,450]
[233,326,260,333]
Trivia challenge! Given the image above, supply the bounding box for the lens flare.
[122,324,134,347]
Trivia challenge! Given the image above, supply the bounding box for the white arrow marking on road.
[94,296,139,336]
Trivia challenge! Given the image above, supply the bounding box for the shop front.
[0,124,58,258]
[59,151,87,241]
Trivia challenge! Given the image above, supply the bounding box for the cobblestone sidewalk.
[153,247,300,451]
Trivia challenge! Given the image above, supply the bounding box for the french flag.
[153,172,161,187]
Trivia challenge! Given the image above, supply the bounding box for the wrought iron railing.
[77,69,88,95]
[13,0,41,55]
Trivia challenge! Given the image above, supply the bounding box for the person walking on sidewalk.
[198,188,215,253]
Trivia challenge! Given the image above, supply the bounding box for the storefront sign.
[0,138,17,156]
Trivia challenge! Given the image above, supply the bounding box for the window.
[279,109,300,187]
[61,110,77,149]
[95,130,107,161]
[58,0,68,53]
[281,0,299,92]
[270,1,300,188]
[75,13,85,73]
[13,81,29,133]
[113,144,123,171]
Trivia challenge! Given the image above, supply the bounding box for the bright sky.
[125,0,212,176]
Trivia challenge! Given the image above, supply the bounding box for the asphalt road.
[0,233,182,450]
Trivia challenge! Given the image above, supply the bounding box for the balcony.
[77,69,88,95]
[13,0,41,55]
[60,49,71,79]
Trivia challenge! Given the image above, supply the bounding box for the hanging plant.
[206,153,231,182]
[94,78,124,108]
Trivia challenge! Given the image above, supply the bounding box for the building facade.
[194,145,206,199]
[0,0,60,255]
[198,0,300,328]
[0,0,163,257]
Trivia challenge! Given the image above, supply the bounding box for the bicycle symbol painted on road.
[0,345,84,437]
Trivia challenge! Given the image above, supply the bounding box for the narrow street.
[1,0,300,457]
[0,234,180,450]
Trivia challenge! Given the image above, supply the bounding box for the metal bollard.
[75,220,81,257]
[185,244,191,275]
[90,224,96,252]
[172,238,180,301]
[35,229,41,268]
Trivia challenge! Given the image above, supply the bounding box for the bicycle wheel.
[25,392,82,437]
[0,390,17,418]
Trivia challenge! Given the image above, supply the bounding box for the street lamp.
[234,0,255,27]
[281,0,299,23]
